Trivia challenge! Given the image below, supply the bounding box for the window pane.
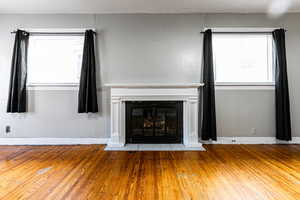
[213,34,273,83]
[27,35,84,84]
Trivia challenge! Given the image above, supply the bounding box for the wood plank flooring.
[0,144,300,200]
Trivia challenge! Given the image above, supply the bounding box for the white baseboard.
[0,138,109,145]
[202,137,300,144]
[0,137,299,146]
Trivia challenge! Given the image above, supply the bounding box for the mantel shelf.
[104,83,204,88]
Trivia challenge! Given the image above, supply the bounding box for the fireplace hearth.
[126,101,183,144]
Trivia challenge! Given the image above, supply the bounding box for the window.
[212,33,274,84]
[27,34,84,85]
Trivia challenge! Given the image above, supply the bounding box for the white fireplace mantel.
[105,83,204,148]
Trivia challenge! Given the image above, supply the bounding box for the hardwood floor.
[0,145,300,200]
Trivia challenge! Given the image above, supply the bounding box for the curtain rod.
[10,31,96,35]
[200,30,287,34]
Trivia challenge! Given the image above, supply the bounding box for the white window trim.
[26,84,103,91]
[27,83,80,91]
[216,82,275,86]
[215,86,275,90]
[215,81,275,90]
[203,27,279,33]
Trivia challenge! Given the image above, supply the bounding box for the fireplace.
[105,83,203,148]
[126,101,183,144]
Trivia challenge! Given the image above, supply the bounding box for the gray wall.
[0,13,299,139]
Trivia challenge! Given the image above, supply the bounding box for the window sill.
[215,82,275,90]
[27,83,79,91]
[215,84,274,90]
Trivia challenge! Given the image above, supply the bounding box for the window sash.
[27,33,84,86]
[212,33,274,84]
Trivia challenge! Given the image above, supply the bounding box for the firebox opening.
[126,101,183,144]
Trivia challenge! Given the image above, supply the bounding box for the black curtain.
[7,30,29,113]
[273,29,292,141]
[201,29,217,141]
[78,30,98,113]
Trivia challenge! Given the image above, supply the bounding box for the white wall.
[0,13,299,139]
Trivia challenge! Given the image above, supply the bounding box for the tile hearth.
[104,144,205,151]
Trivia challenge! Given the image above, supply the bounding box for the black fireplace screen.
[126,101,183,144]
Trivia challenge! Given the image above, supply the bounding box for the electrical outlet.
[5,126,11,134]
[251,128,257,135]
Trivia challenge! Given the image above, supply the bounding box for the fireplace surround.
[105,83,204,148]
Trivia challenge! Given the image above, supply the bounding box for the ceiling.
[0,0,299,14]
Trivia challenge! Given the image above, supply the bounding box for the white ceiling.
[0,0,299,14]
